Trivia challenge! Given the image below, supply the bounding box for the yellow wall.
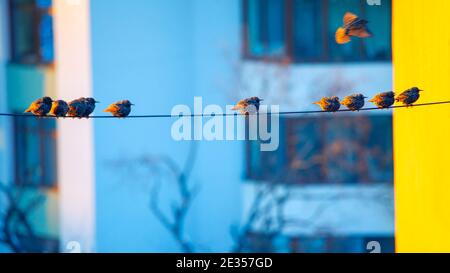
[394,0,450,252]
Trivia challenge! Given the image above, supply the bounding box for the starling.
[231,97,263,115]
[395,87,423,106]
[341,93,367,111]
[68,98,87,118]
[104,100,134,117]
[335,12,372,44]
[24,96,53,117]
[313,96,341,112]
[369,91,395,109]
[81,97,100,118]
[50,100,69,118]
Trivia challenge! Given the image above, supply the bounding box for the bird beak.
[95,101,101,103]
[419,89,424,92]
[260,99,264,101]
[131,103,135,106]
[364,96,368,99]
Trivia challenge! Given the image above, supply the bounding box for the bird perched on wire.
[313,96,341,112]
[50,100,69,118]
[104,100,134,117]
[81,97,100,118]
[341,93,367,111]
[335,12,372,44]
[68,98,87,118]
[24,96,53,117]
[231,97,263,115]
[395,87,423,106]
[369,91,395,109]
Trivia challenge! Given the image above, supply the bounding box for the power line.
[0,100,449,119]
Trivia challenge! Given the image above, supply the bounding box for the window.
[14,117,57,187]
[243,0,392,62]
[9,0,54,64]
[244,0,287,57]
[246,115,393,184]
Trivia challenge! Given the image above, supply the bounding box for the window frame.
[13,116,58,189]
[242,0,392,63]
[245,114,394,185]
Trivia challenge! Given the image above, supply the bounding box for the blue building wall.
[90,0,242,252]
[188,0,242,252]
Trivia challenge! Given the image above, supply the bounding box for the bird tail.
[24,108,32,113]
[340,98,349,105]
[104,105,115,113]
[231,106,241,110]
[312,101,320,105]
[335,27,351,44]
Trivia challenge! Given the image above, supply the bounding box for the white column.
[0,0,12,185]
[53,0,96,252]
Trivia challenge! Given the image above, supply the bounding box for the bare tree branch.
[0,183,44,253]
[135,142,199,253]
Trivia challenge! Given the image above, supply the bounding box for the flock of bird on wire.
[311,87,423,112]
[25,97,134,118]
[231,87,423,115]
[24,12,423,118]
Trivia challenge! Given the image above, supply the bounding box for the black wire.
[2,100,449,119]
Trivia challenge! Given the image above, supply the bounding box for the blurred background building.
[0,0,395,253]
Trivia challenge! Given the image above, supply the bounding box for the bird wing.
[348,26,372,38]
[343,12,358,26]
[395,92,409,102]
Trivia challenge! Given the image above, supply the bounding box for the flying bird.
[104,100,134,117]
[341,93,367,111]
[395,87,423,106]
[24,96,53,117]
[50,100,69,118]
[231,97,263,115]
[81,97,100,118]
[335,12,372,44]
[68,98,87,118]
[313,96,341,112]
[369,91,395,109]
